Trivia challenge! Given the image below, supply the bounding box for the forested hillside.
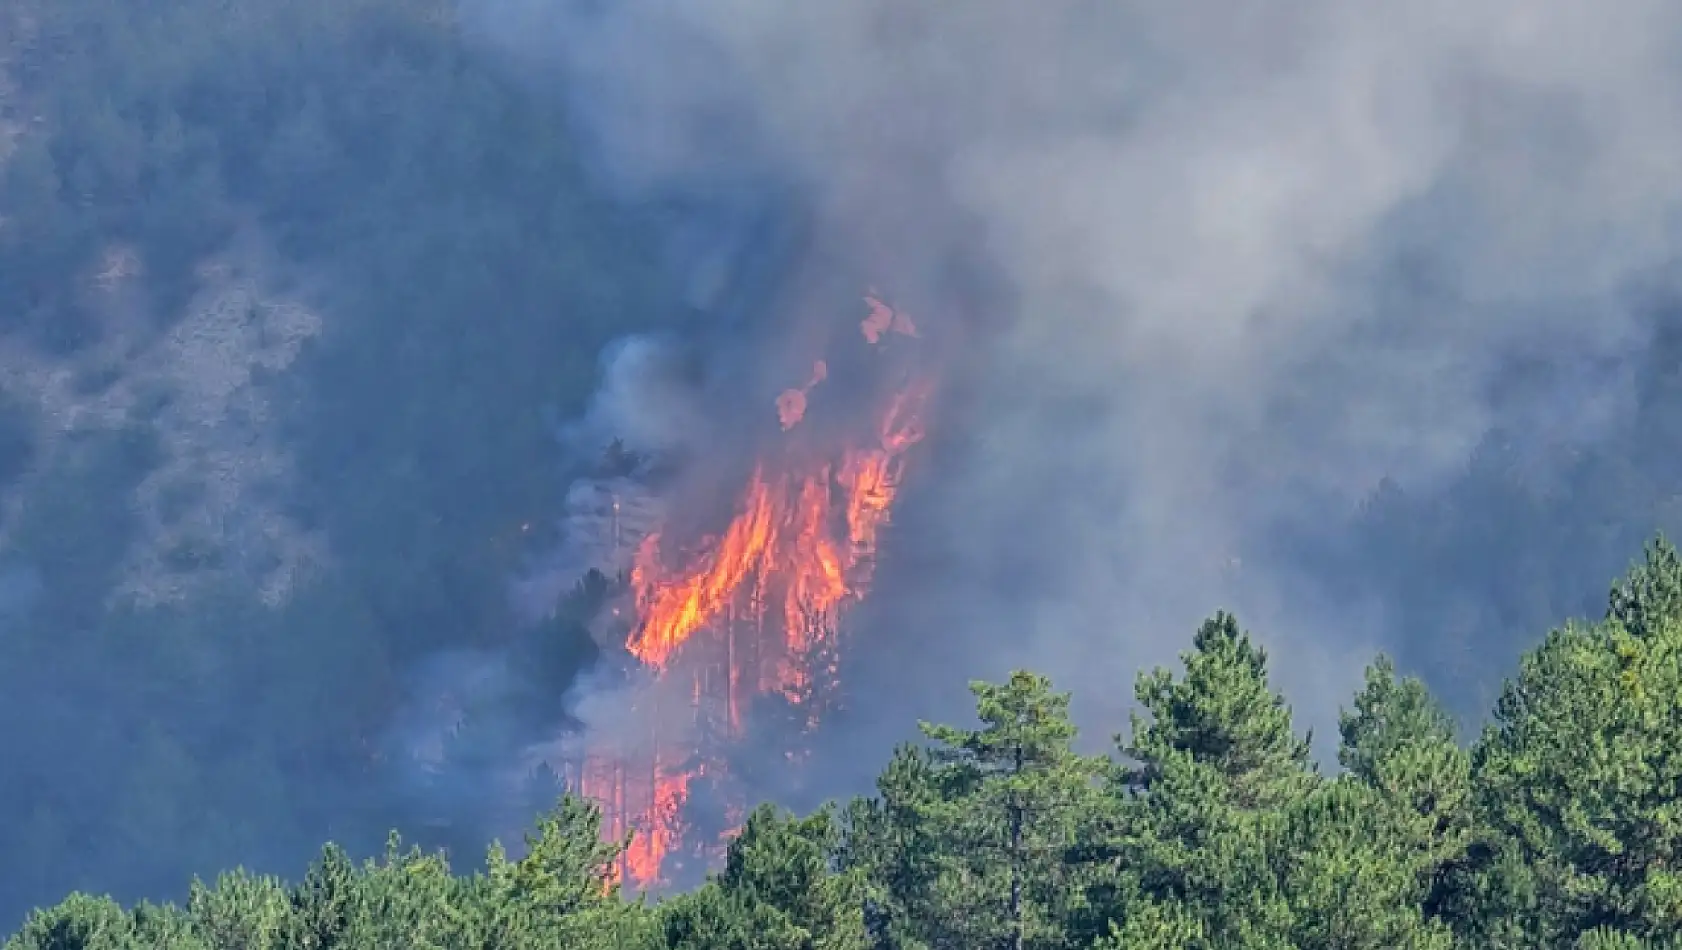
[10,540,1682,949]
[1323,319,1682,723]
[9,0,1682,942]
[0,0,680,923]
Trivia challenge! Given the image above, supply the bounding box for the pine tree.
[659,805,868,950]
[835,745,946,950]
[1276,779,1455,949]
[921,669,1103,948]
[1100,612,1318,949]
[1606,536,1682,640]
[185,869,290,950]
[1249,658,1474,950]
[1469,542,1682,944]
[470,794,638,948]
[4,894,144,950]
[1337,656,1475,904]
[1125,612,1314,809]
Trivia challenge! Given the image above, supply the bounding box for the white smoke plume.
[510,337,687,624]
[468,0,1682,743]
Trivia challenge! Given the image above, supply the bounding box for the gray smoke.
[467,0,1682,747]
[511,337,683,624]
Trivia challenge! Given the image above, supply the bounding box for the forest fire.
[579,294,930,887]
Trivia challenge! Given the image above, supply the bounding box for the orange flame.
[626,405,924,673]
[582,294,931,887]
[622,768,689,885]
[627,468,782,670]
[582,742,692,889]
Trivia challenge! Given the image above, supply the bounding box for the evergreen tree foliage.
[1607,537,1682,640]
[1125,612,1315,809]
[834,746,947,950]
[914,672,1105,950]
[1468,543,1682,944]
[1093,612,1315,948]
[1337,656,1475,925]
[8,544,1682,948]
[660,805,868,950]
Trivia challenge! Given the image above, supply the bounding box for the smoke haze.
[469,0,1682,747]
[12,0,1682,923]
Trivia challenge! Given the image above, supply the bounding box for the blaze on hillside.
[550,294,934,887]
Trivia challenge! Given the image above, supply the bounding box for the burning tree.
[568,293,933,888]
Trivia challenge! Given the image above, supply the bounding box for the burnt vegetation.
[6,0,1682,948]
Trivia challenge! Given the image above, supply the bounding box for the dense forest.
[8,540,1682,949]
[8,0,1682,944]
[0,0,681,924]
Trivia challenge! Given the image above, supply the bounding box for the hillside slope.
[0,0,677,924]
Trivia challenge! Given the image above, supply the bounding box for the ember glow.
[579,294,929,887]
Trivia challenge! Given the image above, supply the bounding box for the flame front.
[581,294,929,888]
[626,468,782,671]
